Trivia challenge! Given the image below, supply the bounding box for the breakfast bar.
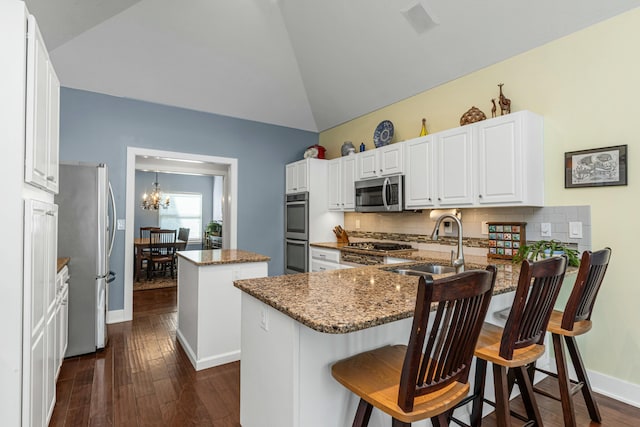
[234,256,543,427]
[176,249,270,371]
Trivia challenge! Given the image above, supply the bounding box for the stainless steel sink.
[388,263,456,276]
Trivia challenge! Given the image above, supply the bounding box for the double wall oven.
[284,192,309,274]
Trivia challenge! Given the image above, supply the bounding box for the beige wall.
[320,9,640,385]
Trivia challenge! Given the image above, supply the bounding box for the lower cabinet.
[55,267,69,379]
[310,247,352,271]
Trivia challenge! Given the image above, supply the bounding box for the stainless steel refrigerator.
[56,162,116,357]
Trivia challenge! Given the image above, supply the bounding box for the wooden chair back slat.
[561,248,611,330]
[500,256,568,360]
[397,266,497,412]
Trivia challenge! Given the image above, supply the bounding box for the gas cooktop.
[345,242,415,252]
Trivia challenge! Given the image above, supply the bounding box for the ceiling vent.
[401,1,439,34]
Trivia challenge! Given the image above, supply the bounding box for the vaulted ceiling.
[25,0,640,132]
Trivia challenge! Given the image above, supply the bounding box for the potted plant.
[206,220,222,236]
[513,239,580,267]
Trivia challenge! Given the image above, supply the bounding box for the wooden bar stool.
[331,267,497,427]
[532,248,611,426]
[465,256,568,427]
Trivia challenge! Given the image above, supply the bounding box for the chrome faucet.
[431,214,465,273]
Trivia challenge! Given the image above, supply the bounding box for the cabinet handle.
[478,194,483,198]
[47,176,55,181]
[438,197,441,201]
[428,198,431,201]
[46,211,55,216]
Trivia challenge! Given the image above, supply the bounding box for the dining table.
[134,237,187,281]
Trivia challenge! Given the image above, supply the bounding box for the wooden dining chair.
[331,266,497,427]
[462,256,568,427]
[530,248,611,426]
[148,229,177,279]
[138,227,160,278]
[176,227,190,251]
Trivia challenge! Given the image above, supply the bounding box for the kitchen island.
[176,249,269,371]
[234,255,537,427]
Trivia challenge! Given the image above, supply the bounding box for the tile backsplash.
[344,205,591,254]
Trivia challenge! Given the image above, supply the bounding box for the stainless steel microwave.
[355,175,404,212]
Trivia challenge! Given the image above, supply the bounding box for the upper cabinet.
[404,136,435,209]
[328,155,357,211]
[25,15,60,194]
[357,143,404,180]
[476,111,543,206]
[285,159,309,194]
[402,110,544,210]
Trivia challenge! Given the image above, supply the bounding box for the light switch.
[540,223,551,237]
[569,221,583,239]
[355,219,360,229]
[481,221,489,235]
[117,219,126,230]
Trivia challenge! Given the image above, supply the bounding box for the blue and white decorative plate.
[373,120,394,148]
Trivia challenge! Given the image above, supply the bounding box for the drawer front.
[310,259,341,273]
[310,247,340,263]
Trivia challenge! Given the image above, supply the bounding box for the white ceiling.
[25,0,640,132]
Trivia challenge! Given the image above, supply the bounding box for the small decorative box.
[487,222,526,260]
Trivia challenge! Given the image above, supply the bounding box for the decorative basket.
[460,106,487,126]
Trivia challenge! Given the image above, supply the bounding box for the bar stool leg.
[565,336,602,423]
[512,365,543,426]
[470,358,487,427]
[492,364,512,427]
[552,333,576,427]
[353,398,373,427]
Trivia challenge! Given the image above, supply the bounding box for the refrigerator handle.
[108,181,117,257]
[107,271,116,283]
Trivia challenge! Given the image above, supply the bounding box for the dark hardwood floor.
[50,287,640,426]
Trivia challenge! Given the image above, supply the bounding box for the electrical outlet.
[443,221,452,234]
[355,219,360,229]
[481,221,489,235]
[540,223,551,237]
[117,219,126,230]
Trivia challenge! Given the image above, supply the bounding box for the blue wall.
[135,170,214,250]
[60,88,317,311]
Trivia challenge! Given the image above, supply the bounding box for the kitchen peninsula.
[176,249,269,371]
[234,254,537,427]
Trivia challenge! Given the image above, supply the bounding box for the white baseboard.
[106,309,126,324]
[590,370,640,409]
[546,356,640,409]
[176,329,240,371]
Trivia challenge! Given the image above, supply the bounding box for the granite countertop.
[177,249,270,266]
[57,257,70,273]
[235,247,578,335]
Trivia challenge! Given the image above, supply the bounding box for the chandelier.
[141,172,170,210]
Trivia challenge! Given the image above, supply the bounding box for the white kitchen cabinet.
[310,247,353,271]
[403,135,435,209]
[328,156,357,211]
[476,111,544,206]
[436,126,475,207]
[285,159,309,194]
[55,266,69,379]
[357,143,404,180]
[25,15,59,194]
[23,199,58,427]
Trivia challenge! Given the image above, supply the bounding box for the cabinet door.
[404,136,435,208]
[59,286,69,370]
[358,151,378,180]
[327,159,342,210]
[436,127,474,206]
[379,144,404,176]
[296,160,309,192]
[25,16,50,190]
[45,311,56,422]
[46,64,60,193]
[341,156,357,210]
[285,163,297,193]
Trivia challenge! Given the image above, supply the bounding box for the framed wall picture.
[565,145,627,188]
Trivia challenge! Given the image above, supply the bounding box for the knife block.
[336,230,350,244]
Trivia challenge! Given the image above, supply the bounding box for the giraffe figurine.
[491,99,497,118]
[498,83,511,115]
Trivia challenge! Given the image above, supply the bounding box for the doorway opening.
[119,147,238,322]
